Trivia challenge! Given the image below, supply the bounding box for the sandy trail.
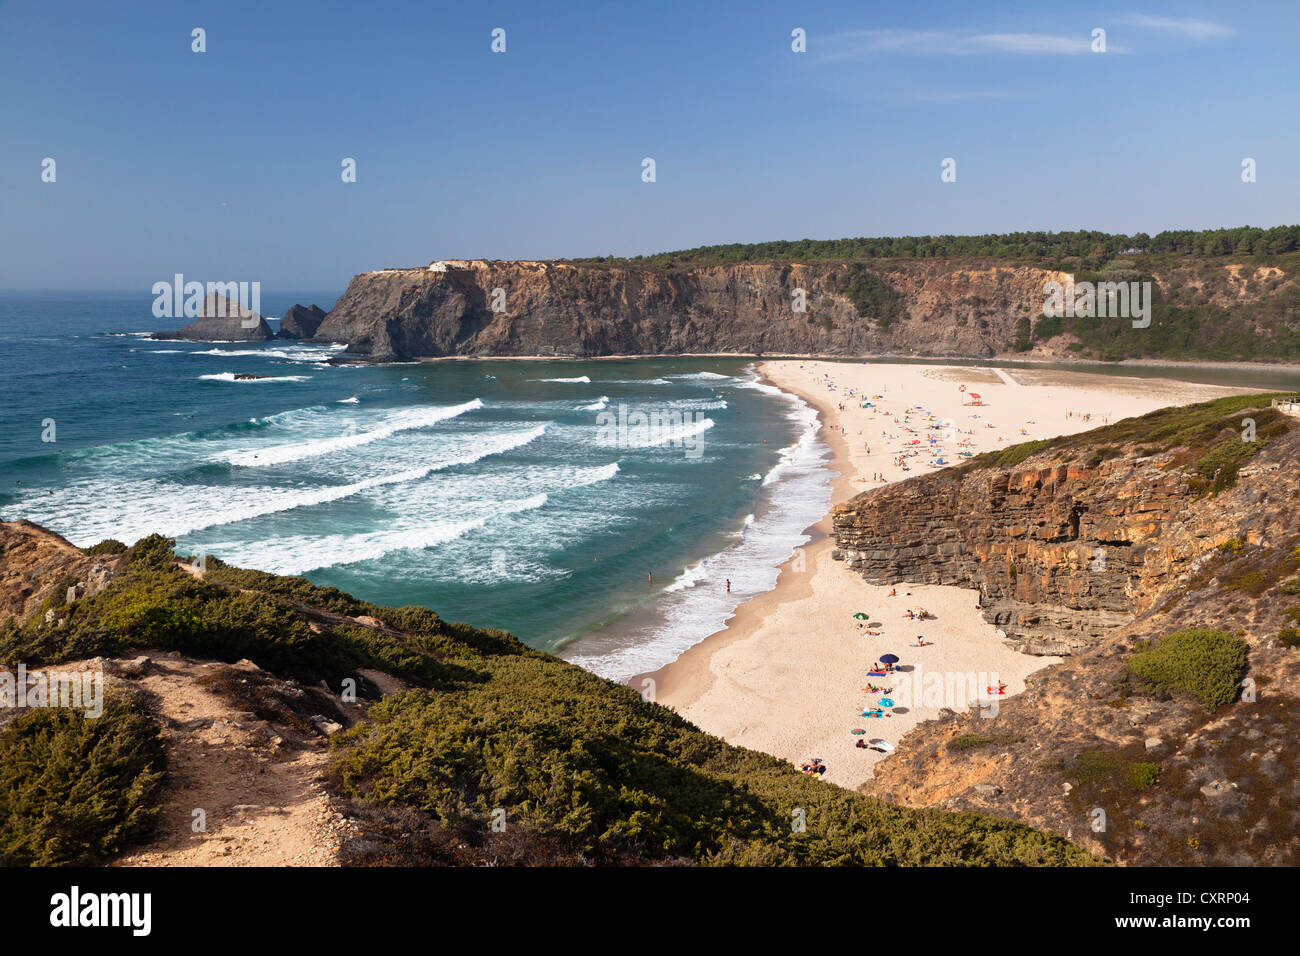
[112,656,350,867]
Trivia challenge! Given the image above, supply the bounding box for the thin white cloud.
[820,28,1111,59]
[1122,14,1234,39]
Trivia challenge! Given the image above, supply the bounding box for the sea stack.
[277,304,327,339]
[154,292,274,342]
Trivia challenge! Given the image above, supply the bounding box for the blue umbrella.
[878,698,895,708]
[880,653,900,664]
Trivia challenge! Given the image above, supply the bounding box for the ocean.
[0,291,830,679]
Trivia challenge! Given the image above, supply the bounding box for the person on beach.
[889,588,896,597]
[725,578,731,594]
[915,635,928,646]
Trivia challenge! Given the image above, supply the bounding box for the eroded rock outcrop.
[154,292,274,342]
[838,415,1300,865]
[830,454,1231,654]
[278,304,327,339]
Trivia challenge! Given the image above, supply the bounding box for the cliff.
[312,253,1299,362]
[831,395,1296,655]
[314,259,1065,361]
[831,395,1300,865]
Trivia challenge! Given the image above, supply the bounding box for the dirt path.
[112,656,354,867]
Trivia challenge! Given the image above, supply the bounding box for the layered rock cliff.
[831,458,1197,655]
[831,398,1295,655]
[312,259,1070,361]
[0,522,1097,868]
[833,397,1300,865]
[311,255,1298,362]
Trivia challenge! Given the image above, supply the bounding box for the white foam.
[193,344,347,361]
[15,423,550,545]
[663,560,709,593]
[200,372,311,383]
[212,493,551,575]
[215,399,484,467]
[563,373,832,680]
[535,375,592,383]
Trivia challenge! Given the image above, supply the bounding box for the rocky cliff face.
[831,457,1215,655]
[311,256,1297,362]
[313,259,1070,361]
[0,521,116,624]
[278,304,326,339]
[835,411,1300,865]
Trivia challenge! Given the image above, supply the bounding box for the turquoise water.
[4,291,1295,679]
[0,292,825,677]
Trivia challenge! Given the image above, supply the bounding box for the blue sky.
[1,0,1297,290]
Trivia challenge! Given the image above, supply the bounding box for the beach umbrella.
[879,653,900,663]
[853,612,869,620]
[878,698,895,708]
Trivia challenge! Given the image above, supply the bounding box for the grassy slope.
[959,392,1294,495]
[0,537,1100,867]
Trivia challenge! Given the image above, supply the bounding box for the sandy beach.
[641,360,1251,791]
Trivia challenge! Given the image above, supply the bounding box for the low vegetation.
[575,226,1300,269]
[959,392,1293,492]
[948,732,1025,752]
[0,689,165,866]
[1127,628,1249,711]
[0,534,1102,867]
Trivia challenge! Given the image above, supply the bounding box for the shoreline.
[326,349,1300,378]
[628,367,851,705]
[631,360,1254,790]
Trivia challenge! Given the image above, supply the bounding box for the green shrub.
[0,691,165,865]
[1127,628,1248,710]
[80,539,127,557]
[331,658,1099,866]
[1086,446,1123,468]
[1127,763,1161,790]
[3,533,1105,867]
[959,394,1292,479]
[948,733,1024,752]
[1279,628,1300,649]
